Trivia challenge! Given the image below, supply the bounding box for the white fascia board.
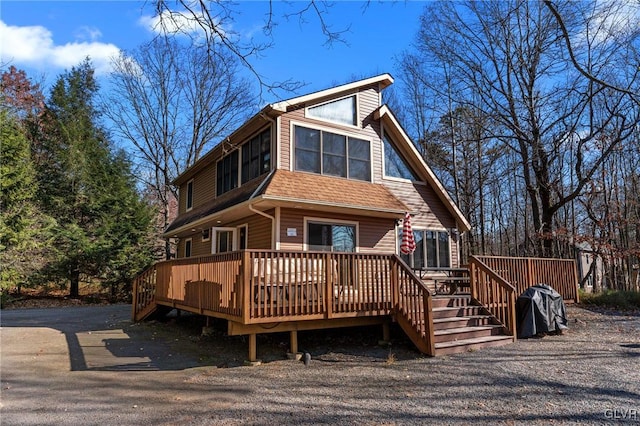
[271,74,394,112]
[260,195,406,216]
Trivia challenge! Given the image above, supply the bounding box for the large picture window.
[241,128,271,184]
[383,132,419,181]
[308,222,356,252]
[294,125,371,181]
[399,229,450,269]
[216,150,238,196]
[307,95,357,126]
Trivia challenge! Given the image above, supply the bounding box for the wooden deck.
[132,251,579,360]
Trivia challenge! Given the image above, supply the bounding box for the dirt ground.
[1,302,639,425]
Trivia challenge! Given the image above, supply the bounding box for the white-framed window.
[306,94,358,127]
[201,228,210,242]
[304,218,358,252]
[398,228,450,269]
[293,124,371,181]
[186,179,194,211]
[184,238,193,258]
[211,227,237,254]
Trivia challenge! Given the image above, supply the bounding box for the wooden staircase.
[431,294,514,355]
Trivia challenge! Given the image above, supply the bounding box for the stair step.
[431,295,472,308]
[435,335,514,355]
[433,315,496,330]
[434,325,504,343]
[432,305,483,319]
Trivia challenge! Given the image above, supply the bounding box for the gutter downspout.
[248,169,277,249]
[248,112,279,249]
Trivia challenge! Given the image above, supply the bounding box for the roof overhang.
[270,74,394,112]
[162,199,255,238]
[255,195,406,219]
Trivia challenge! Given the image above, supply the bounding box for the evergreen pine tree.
[36,59,155,297]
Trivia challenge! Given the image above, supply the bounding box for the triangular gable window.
[307,95,356,126]
[383,132,420,181]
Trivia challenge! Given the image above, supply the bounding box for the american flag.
[400,212,416,255]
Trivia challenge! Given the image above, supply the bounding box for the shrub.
[580,290,640,310]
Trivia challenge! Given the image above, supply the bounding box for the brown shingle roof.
[262,170,408,213]
[165,170,408,235]
[164,174,271,234]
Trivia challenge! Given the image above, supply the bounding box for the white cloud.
[0,20,120,75]
[575,0,640,46]
[74,26,103,42]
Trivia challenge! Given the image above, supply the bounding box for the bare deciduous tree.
[104,36,256,259]
[401,0,639,265]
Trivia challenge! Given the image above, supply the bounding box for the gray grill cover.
[516,284,568,338]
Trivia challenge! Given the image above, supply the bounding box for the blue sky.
[1,1,427,103]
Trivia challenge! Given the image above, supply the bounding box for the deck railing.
[131,265,157,321]
[474,255,579,302]
[469,255,517,337]
[132,250,433,353]
[245,250,395,323]
[134,250,403,324]
[132,252,246,322]
[393,255,436,355]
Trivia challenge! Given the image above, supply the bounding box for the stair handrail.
[392,254,436,356]
[468,255,517,338]
[131,263,158,321]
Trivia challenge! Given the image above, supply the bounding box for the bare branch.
[543,0,640,106]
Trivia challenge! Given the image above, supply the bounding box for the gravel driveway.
[1,304,638,425]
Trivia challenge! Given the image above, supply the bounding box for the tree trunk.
[70,267,80,298]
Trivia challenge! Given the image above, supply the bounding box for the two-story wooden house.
[165,74,468,264]
[133,75,579,361]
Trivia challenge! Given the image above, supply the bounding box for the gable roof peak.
[270,73,394,112]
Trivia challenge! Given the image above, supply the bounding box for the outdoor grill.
[516,284,568,338]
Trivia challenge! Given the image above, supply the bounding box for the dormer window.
[307,95,357,126]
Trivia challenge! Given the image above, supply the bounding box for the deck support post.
[382,322,390,342]
[378,321,391,346]
[290,330,298,354]
[244,333,261,366]
[248,333,257,361]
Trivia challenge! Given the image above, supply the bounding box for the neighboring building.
[575,241,603,292]
[163,74,470,265]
